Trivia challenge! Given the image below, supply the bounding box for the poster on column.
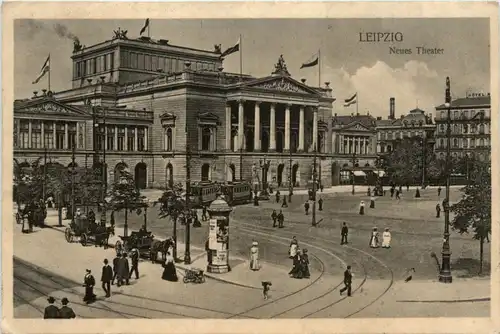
[208,219,218,249]
[212,250,228,266]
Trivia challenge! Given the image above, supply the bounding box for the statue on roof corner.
[113,27,128,40]
[272,54,290,76]
[73,38,83,53]
[214,44,222,54]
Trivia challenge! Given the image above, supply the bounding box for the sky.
[14,18,490,119]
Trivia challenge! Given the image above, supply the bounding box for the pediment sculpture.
[113,27,128,40]
[22,102,71,114]
[257,78,309,94]
[271,54,291,76]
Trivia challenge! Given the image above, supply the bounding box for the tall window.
[165,58,172,73]
[479,138,485,147]
[439,139,444,148]
[165,128,173,151]
[127,128,135,151]
[479,123,485,134]
[470,139,475,148]
[462,138,468,148]
[31,121,42,148]
[117,127,125,151]
[453,138,458,147]
[110,53,115,70]
[19,120,29,148]
[151,56,158,71]
[107,126,115,150]
[201,128,211,151]
[43,122,54,148]
[145,55,151,71]
[68,122,77,149]
[138,54,144,70]
[56,123,65,149]
[96,125,105,151]
[103,55,108,71]
[137,127,145,151]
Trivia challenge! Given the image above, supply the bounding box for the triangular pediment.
[245,76,320,95]
[343,121,371,131]
[15,99,88,116]
[198,112,220,123]
[160,112,177,120]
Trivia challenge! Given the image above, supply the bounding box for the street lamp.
[259,157,270,197]
[421,137,426,188]
[184,123,192,265]
[288,147,293,201]
[350,153,359,195]
[439,76,453,283]
[312,146,318,227]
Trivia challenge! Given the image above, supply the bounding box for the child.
[262,281,272,300]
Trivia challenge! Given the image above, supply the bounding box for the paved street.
[13,186,490,318]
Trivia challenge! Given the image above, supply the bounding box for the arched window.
[439,124,445,133]
[202,127,211,151]
[480,138,485,147]
[440,111,445,119]
[453,138,458,147]
[462,138,468,148]
[479,123,485,134]
[165,128,173,151]
[439,139,444,148]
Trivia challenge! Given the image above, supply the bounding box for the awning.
[353,171,366,176]
[375,170,386,177]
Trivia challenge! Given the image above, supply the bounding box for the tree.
[155,182,186,260]
[381,137,425,185]
[107,170,147,237]
[450,161,491,274]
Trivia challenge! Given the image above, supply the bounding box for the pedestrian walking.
[320,184,324,192]
[359,200,365,215]
[161,251,178,282]
[202,206,208,221]
[275,190,281,203]
[390,187,395,198]
[129,248,140,280]
[395,190,401,200]
[367,187,371,196]
[369,227,379,248]
[341,222,349,245]
[289,236,298,258]
[101,259,113,297]
[381,228,392,248]
[436,203,441,218]
[289,249,304,279]
[278,210,284,228]
[262,281,272,300]
[340,266,353,297]
[117,253,130,287]
[301,249,310,278]
[415,188,421,198]
[370,195,375,208]
[318,198,323,211]
[438,186,442,197]
[44,296,60,319]
[304,201,310,215]
[271,209,278,227]
[399,185,402,193]
[281,196,288,208]
[249,241,260,271]
[59,298,76,319]
[406,184,410,192]
[83,269,96,304]
[112,252,120,285]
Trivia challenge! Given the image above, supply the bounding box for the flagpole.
[318,49,321,88]
[239,34,243,81]
[356,92,359,115]
[48,54,51,92]
[148,20,151,38]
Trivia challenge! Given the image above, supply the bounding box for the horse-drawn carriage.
[65,215,114,247]
[16,201,47,232]
[116,231,154,258]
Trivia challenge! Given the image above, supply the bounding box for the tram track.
[233,220,394,318]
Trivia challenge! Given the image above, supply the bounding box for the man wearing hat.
[129,248,140,280]
[44,296,60,319]
[59,297,76,319]
[83,269,96,304]
[101,259,113,298]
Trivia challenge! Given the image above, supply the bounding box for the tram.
[189,181,252,207]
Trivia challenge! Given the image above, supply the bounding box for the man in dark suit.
[340,265,352,297]
[59,297,76,319]
[129,249,140,280]
[83,269,96,304]
[117,253,130,287]
[44,296,60,319]
[101,259,113,297]
[341,222,349,245]
[112,253,120,285]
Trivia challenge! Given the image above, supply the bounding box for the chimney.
[389,97,395,120]
[428,112,433,124]
[376,116,382,120]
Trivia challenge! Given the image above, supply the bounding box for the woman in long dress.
[250,241,260,271]
[382,228,392,248]
[369,227,379,248]
[289,236,298,259]
[289,249,303,279]
[301,249,310,279]
[162,251,178,282]
[359,201,365,215]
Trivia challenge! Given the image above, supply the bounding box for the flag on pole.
[220,37,240,59]
[344,93,357,107]
[140,19,150,35]
[300,53,319,69]
[32,55,50,84]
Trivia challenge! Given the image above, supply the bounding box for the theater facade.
[14,30,378,189]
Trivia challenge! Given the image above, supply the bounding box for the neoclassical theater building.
[14,30,378,189]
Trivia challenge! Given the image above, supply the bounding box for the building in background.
[15,29,351,189]
[434,93,491,162]
[375,97,436,155]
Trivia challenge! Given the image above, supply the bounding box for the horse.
[150,237,175,263]
[94,225,115,249]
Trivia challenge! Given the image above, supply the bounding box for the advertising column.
[206,195,233,273]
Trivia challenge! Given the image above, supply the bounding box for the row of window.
[378,130,426,140]
[439,109,489,120]
[436,138,489,149]
[16,121,78,149]
[120,51,218,73]
[438,123,489,134]
[95,125,147,152]
[73,53,115,79]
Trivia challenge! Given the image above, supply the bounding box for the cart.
[116,231,154,258]
[183,268,205,284]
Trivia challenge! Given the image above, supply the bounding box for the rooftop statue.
[113,27,129,40]
[214,44,222,54]
[272,54,291,76]
[73,38,83,53]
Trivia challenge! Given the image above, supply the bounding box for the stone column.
[254,101,261,151]
[145,127,148,151]
[53,121,56,148]
[114,126,118,150]
[238,100,245,151]
[104,126,108,150]
[41,122,45,148]
[312,108,318,151]
[298,106,305,151]
[269,103,276,151]
[124,126,128,151]
[28,121,32,148]
[64,123,69,149]
[225,104,232,150]
[134,127,138,151]
[284,104,291,151]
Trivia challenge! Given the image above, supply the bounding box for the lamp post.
[288,147,293,201]
[350,153,359,195]
[259,157,270,197]
[421,137,426,188]
[312,146,318,226]
[70,143,76,226]
[439,76,453,283]
[184,123,192,265]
